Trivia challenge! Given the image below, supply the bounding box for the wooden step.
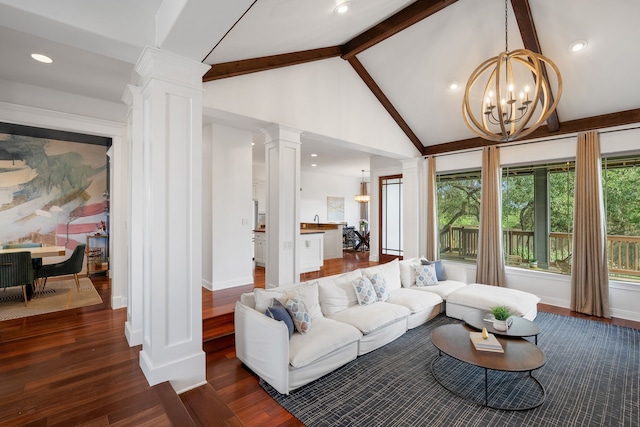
[203,311,235,342]
[153,381,198,427]
[180,382,245,427]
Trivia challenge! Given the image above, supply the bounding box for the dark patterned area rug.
[261,312,640,427]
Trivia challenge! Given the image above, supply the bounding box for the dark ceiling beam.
[202,46,343,82]
[423,108,640,156]
[511,0,560,132]
[341,0,459,60]
[348,57,424,154]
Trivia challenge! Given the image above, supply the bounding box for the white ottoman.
[446,283,540,321]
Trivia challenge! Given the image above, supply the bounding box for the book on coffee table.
[469,331,504,353]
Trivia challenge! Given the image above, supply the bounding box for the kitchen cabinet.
[299,232,324,273]
[254,232,265,267]
[300,223,344,259]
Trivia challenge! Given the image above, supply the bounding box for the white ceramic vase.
[493,319,509,331]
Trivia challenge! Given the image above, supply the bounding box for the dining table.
[0,246,67,257]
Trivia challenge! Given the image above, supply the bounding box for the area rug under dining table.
[0,277,102,321]
[260,312,640,427]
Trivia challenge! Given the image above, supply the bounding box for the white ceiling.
[1,0,639,177]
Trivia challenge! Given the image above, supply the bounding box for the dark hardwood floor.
[1,252,638,426]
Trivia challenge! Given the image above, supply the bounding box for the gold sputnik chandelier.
[462,0,562,142]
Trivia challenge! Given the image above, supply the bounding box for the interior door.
[379,174,403,263]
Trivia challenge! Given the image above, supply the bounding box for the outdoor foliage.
[604,165,640,236]
[437,156,640,278]
[437,159,640,237]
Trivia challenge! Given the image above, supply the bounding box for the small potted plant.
[529,259,538,268]
[490,305,512,331]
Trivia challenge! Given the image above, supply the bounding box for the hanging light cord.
[504,0,509,53]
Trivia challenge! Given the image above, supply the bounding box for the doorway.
[379,174,403,263]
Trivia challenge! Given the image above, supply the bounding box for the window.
[502,162,575,272]
[437,156,640,282]
[603,156,640,281]
[436,170,481,261]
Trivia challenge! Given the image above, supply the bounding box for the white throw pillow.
[361,258,401,291]
[318,270,362,316]
[414,263,438,286]
[285,297,312,333]
[369,273,390,302]
[352,276,378,306]
[254,281,323,319]
[399,257,423,287]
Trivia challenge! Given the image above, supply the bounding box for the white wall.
[300,170,363,227]
[207,123,254,290]
[203,58,420,160]
[202,125,213,287]
[0,78,126,123]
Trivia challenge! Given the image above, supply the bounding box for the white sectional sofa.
[235,257,540,395]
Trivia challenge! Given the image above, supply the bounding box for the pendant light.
[355,170,370,203]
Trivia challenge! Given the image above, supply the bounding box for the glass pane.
[436,170,481,262]
[501,161,575,272]
[381,177,402,256]
[603,156,640,282]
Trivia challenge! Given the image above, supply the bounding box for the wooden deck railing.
[439,226,640,277]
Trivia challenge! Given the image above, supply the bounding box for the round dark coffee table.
[462,311,541,344]
[431,324,545,410]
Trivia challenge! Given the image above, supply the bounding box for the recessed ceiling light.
[334,2,350,14]
[311,163,317,167]
[31,53,53,63]
[448,81,459,90]
[569,40,588,53]
[311,153,318,157]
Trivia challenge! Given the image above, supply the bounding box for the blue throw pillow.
[265,299,295,338]
[421,259,446,281]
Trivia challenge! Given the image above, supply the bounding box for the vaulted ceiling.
[1,0,639,164]
[200,0,640,156]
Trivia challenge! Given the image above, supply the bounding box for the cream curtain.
[571,131,610,318]
[475,146,506,286]
[426,156,438,260]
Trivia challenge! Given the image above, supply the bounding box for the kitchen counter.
[253,229,324,272]
[253,229,325,235]
[301,229,325,234]
[254,222,343,260]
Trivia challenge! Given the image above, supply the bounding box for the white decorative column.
[122,84,143,346]
[135,47,210,393]
[401,158,427,259]
[264,124,301,288]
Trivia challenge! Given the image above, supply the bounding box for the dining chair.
[35,244,86,291]
[2,242,44,269]
[0,252,35,306]
[343,226,357,251]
